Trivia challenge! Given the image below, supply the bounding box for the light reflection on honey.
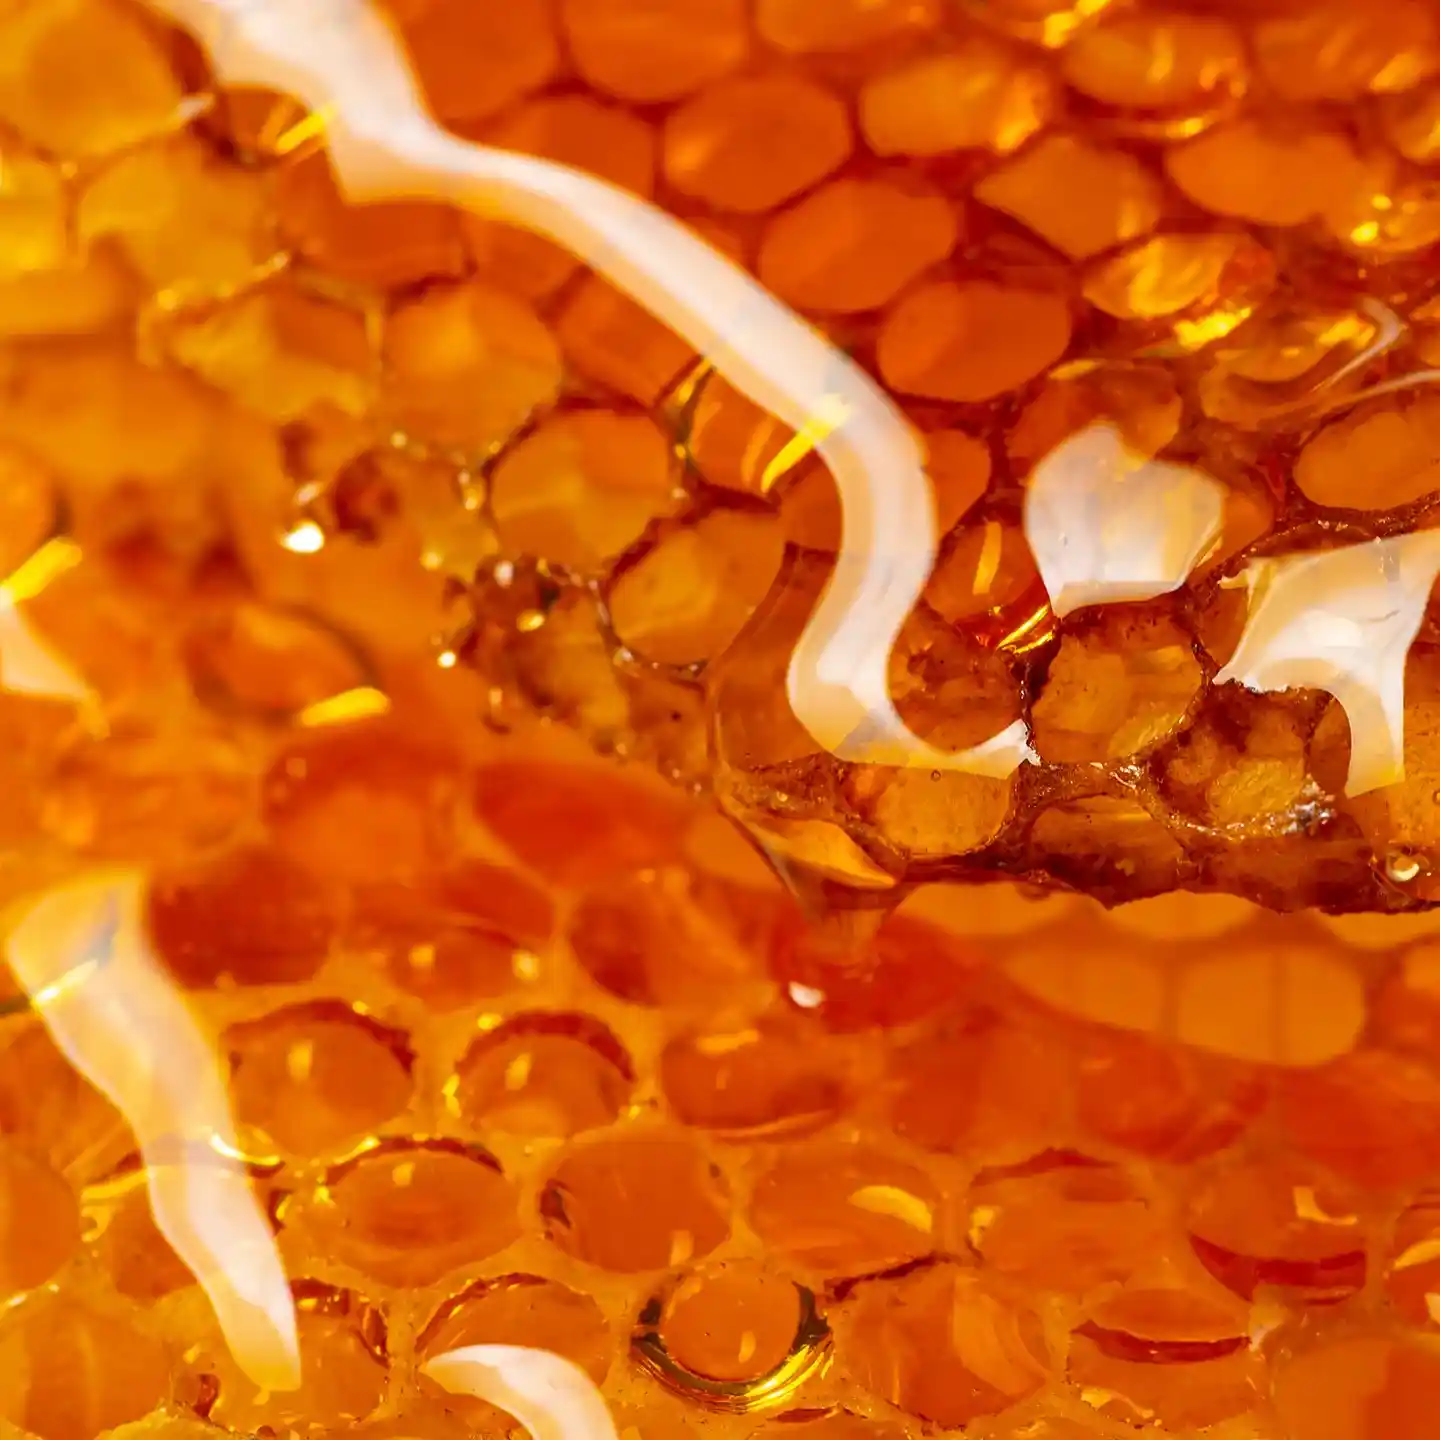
[2,0,1440,1438]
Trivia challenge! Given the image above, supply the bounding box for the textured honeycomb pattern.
[4,728,1440,1440]
[4,1,1440,1438]
[3,0,1440,911]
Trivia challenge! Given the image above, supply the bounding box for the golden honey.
[1,0,1440,1438]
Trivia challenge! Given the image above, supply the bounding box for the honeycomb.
[2,1,1440,1439]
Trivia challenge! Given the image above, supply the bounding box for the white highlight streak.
[424,1345,620,1440]
[1216,532,1440,796]
[4,870,301,1390]
[1024,423,1226,618]
[143,0,1026,777]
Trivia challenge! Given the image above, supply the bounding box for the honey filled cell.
[4,2,1440,1439]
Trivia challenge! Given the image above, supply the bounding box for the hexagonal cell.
[1067,1286,1262,1430]
[451,1012,634,1140]
[291,1139,520,1288]
[0,1142,78,1298]
[660,1018,844,1140]
[749,1140,939,1278]
[967,1152,1170,1297]
[178,1281,388,1436]
[145,845,343,988]
[415,1273,613,1432]
[472,759,691,887]
[1184,1153,1367,1304]
[182,601,371,721]
[351,859,555,1009]
[1273,1330,1440,1440]
[634,1262,828,1407]
[541,1131,730,1273]
[0,1292,170,1440]
[262,718,466,885]
[841,1262,1050,1428]
[226,1001,415,1159]
[567,868,770,1010]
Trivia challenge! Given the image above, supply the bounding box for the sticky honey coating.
[66,0,1440,910]
[5,2,1440,1439]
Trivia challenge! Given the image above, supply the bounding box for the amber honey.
[2,0,1440,1437]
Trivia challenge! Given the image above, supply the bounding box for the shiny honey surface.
[0,0,1439,1438]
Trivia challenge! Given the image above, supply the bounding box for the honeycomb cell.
[1031,608,1203,762]
[385,0,559,127]
[274,150,469,290]
[877,280,1072,403]
[1252,3,1439,101]
[0,147,66,282]
[758,0,937,53]
[859,40,1054,157]
[1185,1154,1367,1303]
[568,870,768,1010]
[1380,82,1440,162]
[1328,162,1440,258]
[968,1152,1169,1297]
[1295,396,1440,512]
[1278,1049,1440,1190]
[415,1274,611,1431]
[1374,940,1440,1056]
[0,1144,79,1298]
[227,1002,414,1159]
[773,912,980,1032]
[352,862,554,1009]
[1067,1287,1261,1430]
[262,720,463,885]
[1007,363,1182,467]
[0,1025,131,1181]
[1273,1332,1440,1440]
[97,1169,195,1303]
[0,1294,170,1440]
[164,277,376,425]
[463,95,657,300]
[976,135,1165,260]
[78,136,273,293]
[843,1263,1050,1428]
[0,248,134,340]
[540,1131,730,1273]
[1166,118,1363,226]
[563,0,748,103]
[472,759,689,887]
[749,1140,939,1277]
[1061,11,1246,130]
[924,518,1048,646]
[607,509,786,667]
[556,275,696,407]
[660,1020,844,1139]
[182,1283,387,1436]
[145,845,341,988]
[1385,1193,1440,1326]
[381,282,562,456]
[490,410,679,574]
[1074,1027,1264,1162]
[683,372,803,498]
[0,0,183,158]
[663,75,852,214]
[757,178,958,315]
[1177,937,1366,1068]
[183,601,368,720]
[297,1141,520,1288]
[637,1264,826,1408]
[1082,231,1274,345]
[452,1012,633,1140]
